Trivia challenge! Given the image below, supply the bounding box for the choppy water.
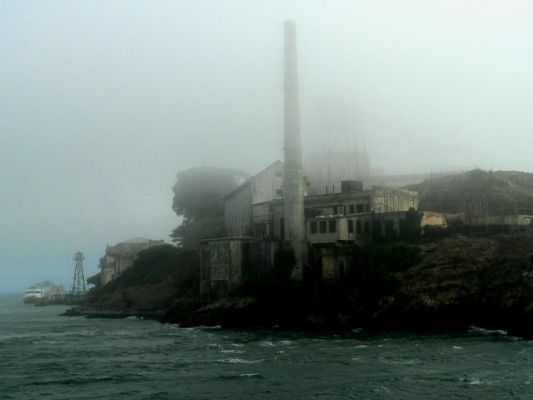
[1,294,533,399]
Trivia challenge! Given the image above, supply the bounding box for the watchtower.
[71,251,86,296]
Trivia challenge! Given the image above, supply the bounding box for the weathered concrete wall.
[225,184,253,237]
[225,161,284,238]
[306,215,372,245]
[372,187,418,213]
[471,214,533,226]
[420,211,447,231]
[321,248,349,280]
[200,238,279,297]
[251,161,284,204]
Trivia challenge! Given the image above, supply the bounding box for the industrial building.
[100,237,165,285]
[199,21,422,295]
[224,160,284,237]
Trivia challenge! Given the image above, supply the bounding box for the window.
[339,261,345,277]
[348,220,354,233]
[310,221,317,234]
[333,206,338,214]
[329,219,336,233]
[349,205,354,214]
[365,203,371,212]
[319,220,327,233]
[356,204,364,213]
[356,220,362,234]
[364,220,370,234]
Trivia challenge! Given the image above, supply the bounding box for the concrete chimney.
[283,21,306,280]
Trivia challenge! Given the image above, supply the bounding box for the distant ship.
[23,286,44,304]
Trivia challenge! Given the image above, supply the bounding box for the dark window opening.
[333,206,338,214]
[329,220,336,233]
[364,221,370,234]
[310,221,317,234]
[349,205,354,214]
[319,220,327,233]
[339,261,345,277]
[356,220,362,234]
[365,203,371,212]
[348,220,354,233]
[356,204,364,213]
[280,218,285,240]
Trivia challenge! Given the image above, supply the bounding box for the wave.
[220,349,245,354]
[468,325,508,336]
[216,358,264,364]
[217,373,264,380]
[239,373,263,378]
[24,375,115,386]
[197,325,222,330]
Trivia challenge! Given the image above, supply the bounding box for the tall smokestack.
[283,20,306,280]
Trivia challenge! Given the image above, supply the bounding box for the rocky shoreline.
[65,233,533,339]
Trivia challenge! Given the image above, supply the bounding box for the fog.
[2,0,533,292]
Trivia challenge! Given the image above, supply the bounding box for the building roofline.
[224,160,284,200]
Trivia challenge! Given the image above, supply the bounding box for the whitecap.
[32,340,59,345]
[124,315,143,320]
[460,377,485,385]
[198,325,221,330]
[239,373,262,378]
[452,346,463,350]
[469,325,508,336]
[217,358,264,364]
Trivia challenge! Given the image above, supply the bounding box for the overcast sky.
[2,0,533,292]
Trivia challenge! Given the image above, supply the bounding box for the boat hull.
[23,296,41,304]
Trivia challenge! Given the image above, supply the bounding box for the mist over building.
[305,136,371,195]
[199,21,423,296]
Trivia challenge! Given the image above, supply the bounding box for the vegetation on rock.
[86,245,199,312]
[407,169,533,213]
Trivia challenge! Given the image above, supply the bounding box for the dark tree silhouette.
[171,167,248,248]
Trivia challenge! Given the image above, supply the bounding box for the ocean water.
[1,294,532,400]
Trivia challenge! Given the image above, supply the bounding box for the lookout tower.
[71,251,86,296]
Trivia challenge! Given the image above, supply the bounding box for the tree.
[171,167,248,248]
[399,207,422,240]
